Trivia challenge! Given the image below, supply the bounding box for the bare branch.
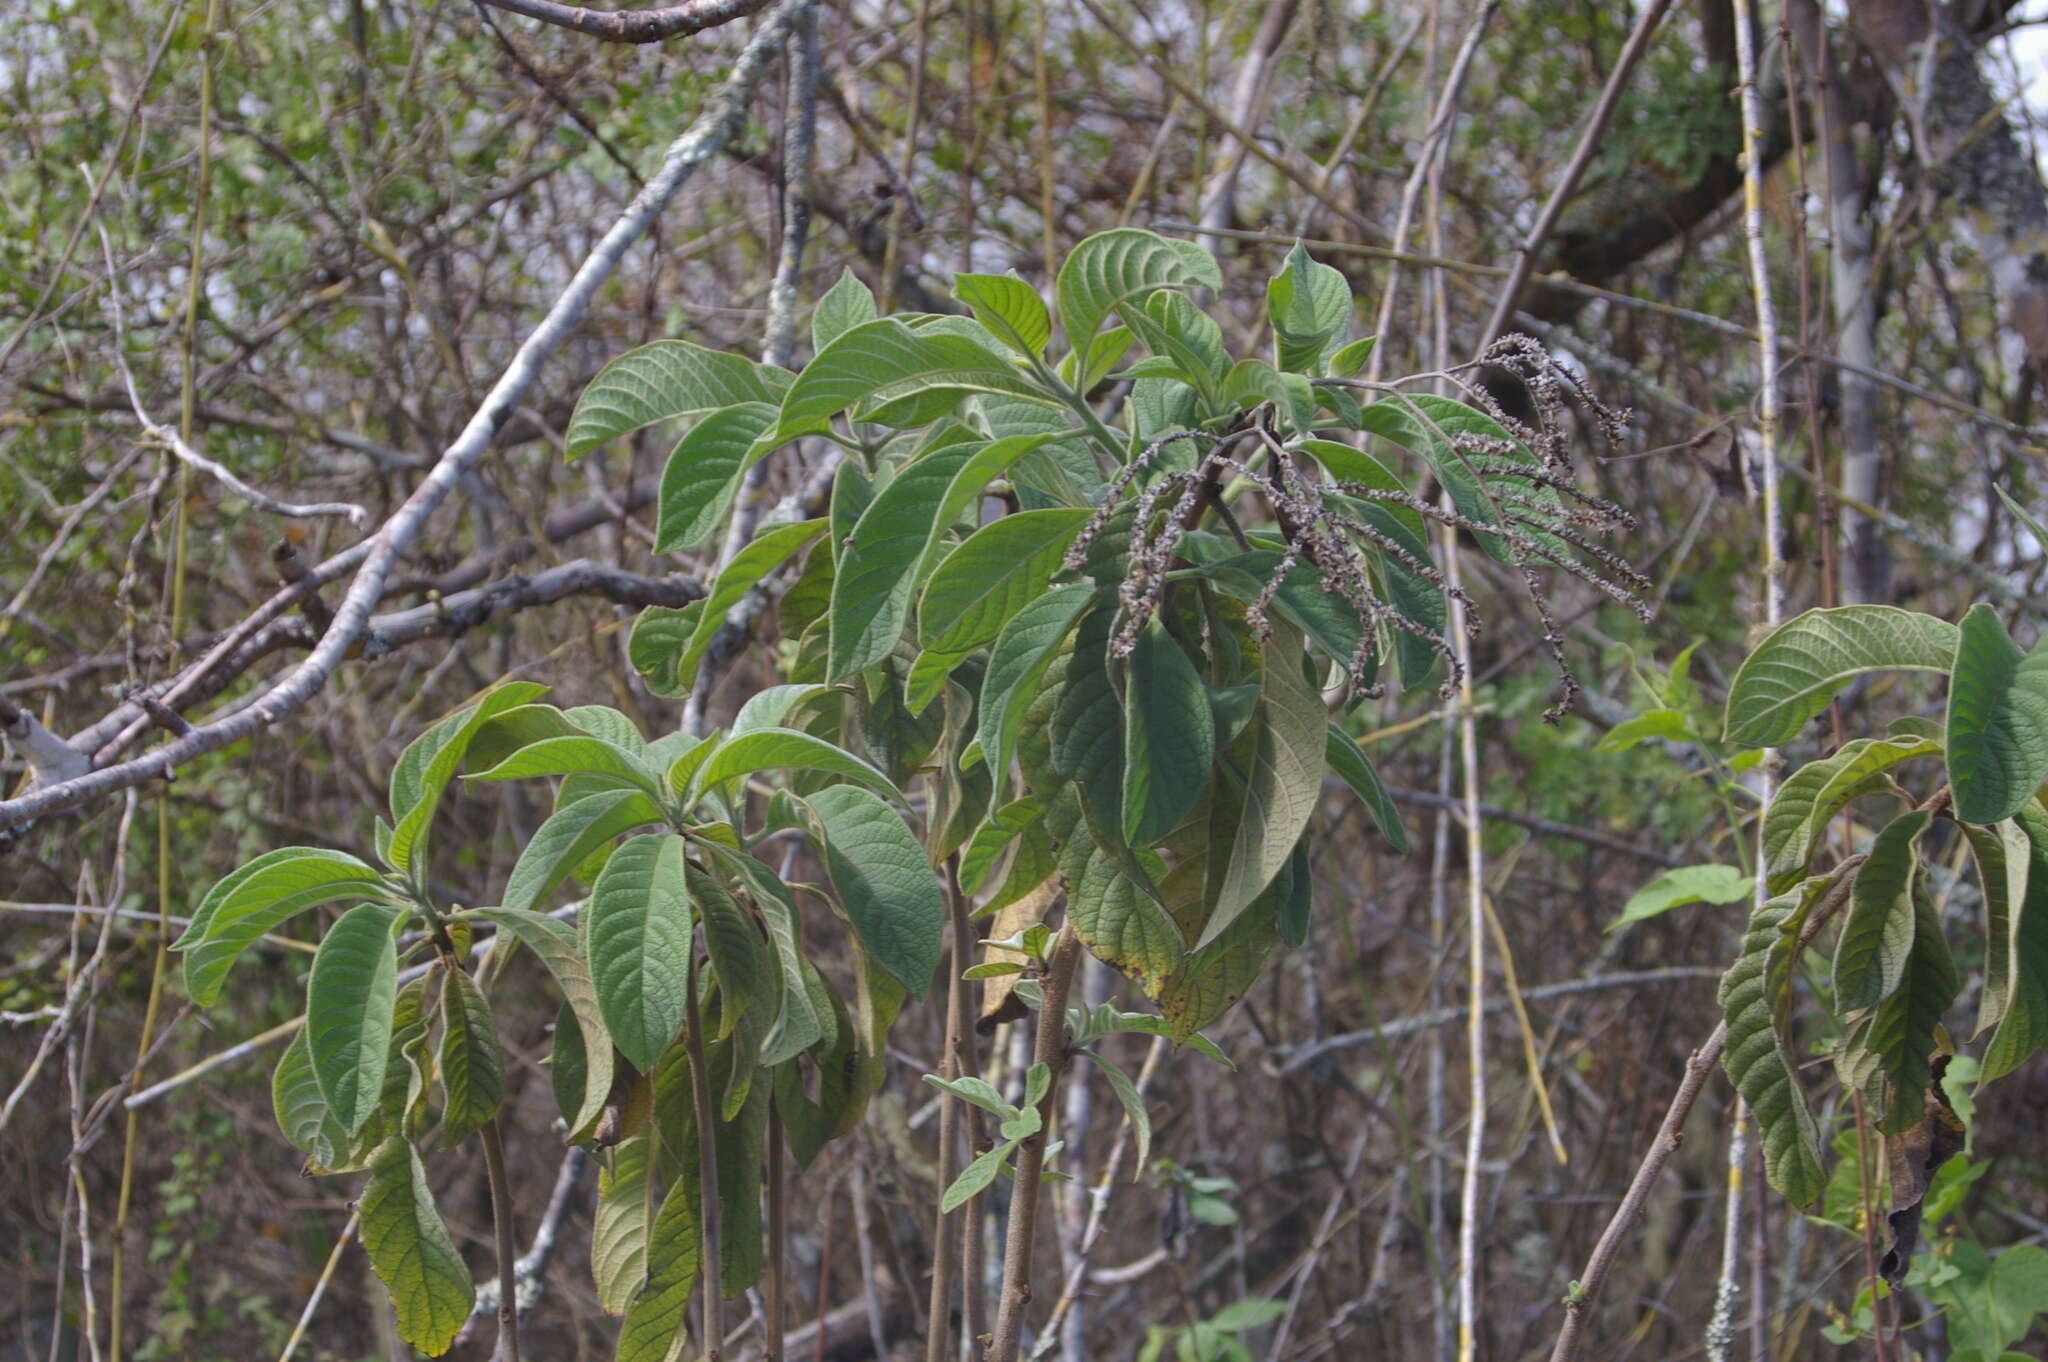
[475,0,775,43]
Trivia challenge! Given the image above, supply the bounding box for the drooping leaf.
[959,797,1047,895]
[437,967,504,1146]
[469,907,615,1138]
[501,787,665,916]
[1719,886,1828,1204]
[660,518,827,696]
[688,864,768,1053]
[1833,810,1931,1013]
[273,1028,347,1171]
[308,903,401,1137]
[586,833,694,1073]
[918,508,1091,655]
[565,340,783,460]
[1077,1048,1153,1172]
[830,443,984,680]
[1323,723,1409,853]
[467,735,669,807]
[1961,819,2031,1039]
[1122,619,1214,846]
[178,847,390,1006]
[1204,622,1326,947]
[654,401,783,552]
[1723,606,1959,747]
[1858,882,1960,1133]
[1049,604,1127,831]
[1764,737,1942,889]
[978,584,1096,809]
[1946,603,2048,824]
[359,1137,476,1356]
[592,1133,651,1315]
[615,1167,700,1362]
[1984,804,2048,1080]
[802,785,945,998]
[1354,394,1536,562]
[1608,863,1753,932]
[1060,820,1186,991]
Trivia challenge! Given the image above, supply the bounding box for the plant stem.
[927,863,975,1362]
[766,1102,787,1362]
[480,1117,522,1362]
[984,922,1082,1362]
[685,949,725,1359]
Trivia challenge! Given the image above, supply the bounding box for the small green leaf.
[942,1143,1009,1212]
[1947,604,2048,824]
[1267,241,1352,373]
[387,682,550,869]
[1595,708,1695,753]
[954,272,1053,357]
[1961,819,2031,1038]
[178,847,390,1006]
[803,785,945,997]
[586,833,693,1073]
[959,797,1047,894]
[811,267,878,353]
[923,1073,1013,1118]
[1609,864,1752,932]
[308,903,401,1136]
[360,1137,475,1355]
[437,968,504,1146]
[1984,805,2048,1080]
[565,340,782,460]
[1326,336,1377,378]
[663,519,827,696]
[1724,606,1959,747]
[1077,1049,1152,1172]
[1834,810,1932,1013]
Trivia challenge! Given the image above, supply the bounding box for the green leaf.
[1326,336,1377,379]
[1058,812,1185,990]
[1947,604,2048,824]
[1267,242,1352,373]
[1609,864,1753,932]
[1961,819,2031,1039]
[1077,1049,1152,1171]
[1057,229,1222,382]
[565,340,783,460]
[778,319,1059,440]
[943,1143,1010,1213]
[437,968,504,1146]
[954,272,1052,357]
[654,401,782,552]
[1594,708,1695,753]
[387,682,550,870]
[1859,882,1959,1133]
[628,604,702,699]
[308,903,401,1137]
[803,784,945,998]
[730,683,831,737]
[273,1029,347,1171]
[830,444,983,680]
[1354,394,1534,561]
[1985,804,2048,1080]
[360,1137,475,1355]
[919,508,1091,654]
[1723,606,1959,747]
[1219,358,1316,434]
[662,518,827,696]
[501,787,664,916]
[615,1169,700,1362]
[177,847,389,1006]
[924,1073,1014,1118]
[1323,724,1408,853]
[469,907,615,1137]
[467,734,668,806]
[1122,620,1214,845]
[687,728,902,807]
[812,267,878,354]
[1763,737,1942,888]
[592,1134,650,1315]
[586,833,694,1073]
[689,863,768,1052]
[960,797,1047,894]
[978,584,1096,808]
[1834,810,1932,1013]
[1719,886,1828,1204]
[1050,605,1128,830]
[1205,623,1326,947]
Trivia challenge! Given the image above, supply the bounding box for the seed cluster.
[1063,337,1650,720]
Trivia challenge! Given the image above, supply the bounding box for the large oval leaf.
[467,735,668,806]
[1947,603,2048,824]
[307,903,401,1136]
[592,1133,651,1315]
[501,787,665,916]
[360,1136,477,1356]
[272,1028,346,1172]
[654,401,782,552]
[1719,885,1828,1204]
[1056,229,1221,381]
[687,728,902,807]
[652,518,827,697]
[978,583,1096,809]
[178,847,390,1006]
[387,682,550,870]
[918,508,1091,654]
[1985,804,2048,1080]
[1833,809,1930,1012]
[1723,606,1958,747]
[777,318,1058,440]
[803,784,945,998]
[586,833,694,1073]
